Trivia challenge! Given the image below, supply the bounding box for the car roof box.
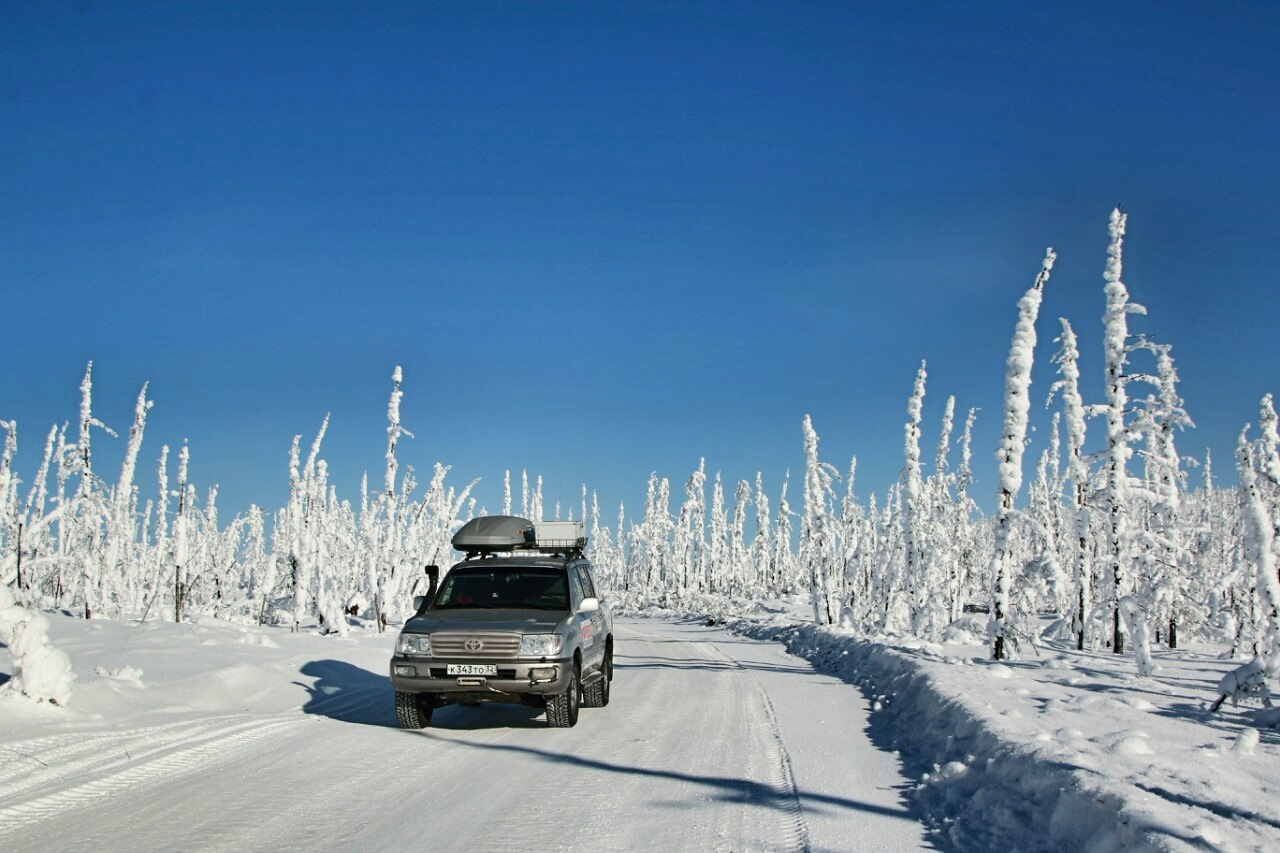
[451,515,535,554]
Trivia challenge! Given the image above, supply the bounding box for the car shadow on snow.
[429,703,548,730]
[298,659,551,731]
[298,659,397,728]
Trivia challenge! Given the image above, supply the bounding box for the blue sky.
[3,1,1278,525]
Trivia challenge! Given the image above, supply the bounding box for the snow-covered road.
[1,617,931,852]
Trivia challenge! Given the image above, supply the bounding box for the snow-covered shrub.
[0,582,75,705]
[1210,656,1275,712]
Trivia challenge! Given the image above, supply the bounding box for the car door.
[573,563,605,671]
[565,567,590,668]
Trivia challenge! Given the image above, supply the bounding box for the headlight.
[396,633,431,656]
[519,634,564,657]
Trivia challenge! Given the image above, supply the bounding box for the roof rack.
[452,516,587,559]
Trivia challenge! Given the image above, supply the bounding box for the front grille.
[430,632,522,659]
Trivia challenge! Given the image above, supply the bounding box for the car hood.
[404,608,568,635]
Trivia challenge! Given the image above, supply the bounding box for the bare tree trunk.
[992,490,1013,661]
[1077,577,1087,651]
[174,566,184,623]
[15,522,23,592]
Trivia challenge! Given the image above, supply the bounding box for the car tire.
[583,649,611,708]
[395,691,433,729]
[546,665,580,728]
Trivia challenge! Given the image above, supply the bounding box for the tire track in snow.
[0,715,305,804]
[0,719,208,789]
[693,639,812,853]
[0,683,388,837]
[0,716,302,836]
[755,689,813,853]
[0,683,384,801]
[623,622,811,850]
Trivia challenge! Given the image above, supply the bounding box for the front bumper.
[389,655,574,696]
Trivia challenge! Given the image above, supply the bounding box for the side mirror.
[412,595,426,613]
[579,596,600,614]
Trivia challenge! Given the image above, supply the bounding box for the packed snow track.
[1,617,930,852]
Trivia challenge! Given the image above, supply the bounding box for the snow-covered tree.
[751,472,773,594]
[800,415,839,624]
[1130,341,1194,651]
[674,460,707,596]
[729,478,752,599]
[1049,318,1094,649]
[902,362,928,634]
[707,472,726,594]
[990,247,1054,660]
[1218,418,1280,705]
[773,472,796,595]
[1100,208,1141,655]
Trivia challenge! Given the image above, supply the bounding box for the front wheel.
[546,665,580,727]
[583,650,612,708]
[395,691,433,729]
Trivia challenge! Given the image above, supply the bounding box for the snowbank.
[730,615,1280,852]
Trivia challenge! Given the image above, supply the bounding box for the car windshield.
[432,567,569,611]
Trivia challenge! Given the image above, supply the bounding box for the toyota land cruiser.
[389,516,614,729]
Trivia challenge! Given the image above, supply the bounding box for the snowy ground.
[1,613,928,852]
[2,609,1277,852]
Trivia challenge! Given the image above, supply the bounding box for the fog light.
[529,667,557,684]
[394,665,417,677]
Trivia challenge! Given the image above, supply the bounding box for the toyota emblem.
[464,639,483,652]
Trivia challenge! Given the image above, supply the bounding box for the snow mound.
[1232,728,1259,755]
[941,615,985,644]
[1120,696,1155,711]
[1107,733,1154,757]
[267,609,294,627]
[94,665,145,687]
[237,632,279,648]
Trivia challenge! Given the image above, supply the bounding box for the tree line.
[2,210,1277,706]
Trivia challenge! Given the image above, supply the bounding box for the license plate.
[447,664,497,676]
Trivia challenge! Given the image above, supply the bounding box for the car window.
[575,565,596,600]
[434,567,569,610]
[567,569,585,609]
